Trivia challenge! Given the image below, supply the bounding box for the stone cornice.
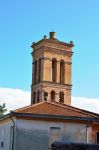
[31,38,74,49]
[43,46,73,57]
[32,45,73,57]
[31,81,72,90]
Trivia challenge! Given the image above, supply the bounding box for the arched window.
[38,59,41,82]
[52,58,57,82]
[33,60,37,83]
[60,60,65,83]
[51,90,55,101]
[33,92,36,104]
[37,90,40,103]
[44,91,48,101]
[59,91,64,103]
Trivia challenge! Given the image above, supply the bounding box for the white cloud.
[0,88,30,112]
[72,97,99,114]
[0,87,99,114]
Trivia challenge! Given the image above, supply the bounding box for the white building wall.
[14,119,92,150]
[0,118,93,150]
[0,120,14,150]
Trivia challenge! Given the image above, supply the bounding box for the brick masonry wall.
[31,37,73,105]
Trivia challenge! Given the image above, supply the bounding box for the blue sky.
[0,0,99,99]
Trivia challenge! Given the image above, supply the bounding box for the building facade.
[0,32,99,150]
[0,102,99,150]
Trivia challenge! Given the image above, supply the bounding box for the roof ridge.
[46,101,98,118]
[15,105,31,112]
[15,101,45,112]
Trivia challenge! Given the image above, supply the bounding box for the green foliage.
[0,103,7,117]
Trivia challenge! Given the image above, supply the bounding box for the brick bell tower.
[31,32,74,105]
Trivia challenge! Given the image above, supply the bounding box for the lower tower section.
[31,82,71,105]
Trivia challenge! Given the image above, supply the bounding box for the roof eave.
[13,112,97,122]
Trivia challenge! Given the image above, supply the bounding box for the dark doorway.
[96,132,99,143]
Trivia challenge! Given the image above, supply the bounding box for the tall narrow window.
[60,60,65,83]
[59,91,64,103]
[38,59,41,82]
[37,90,40,103]
[51,90,55,101]
[33,92,36,104]
[52,58,57,82]
[33,61,37,83]
[44,91,48,101]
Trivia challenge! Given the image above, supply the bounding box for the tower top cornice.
[31,32,74,49]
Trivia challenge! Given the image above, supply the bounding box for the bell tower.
[31,32,74,105]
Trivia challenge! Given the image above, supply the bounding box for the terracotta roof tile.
[15,101,99,118]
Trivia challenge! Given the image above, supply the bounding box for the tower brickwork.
[31,32,74,105]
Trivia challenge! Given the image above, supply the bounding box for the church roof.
[14,101,99,119]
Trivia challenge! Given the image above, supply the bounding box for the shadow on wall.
[51,142,99,150]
